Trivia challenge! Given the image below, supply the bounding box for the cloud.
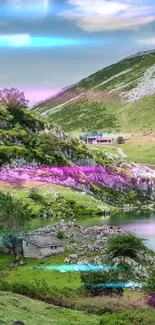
[59,0,155,32]
[0,33,31,46]
[137,38,155,45]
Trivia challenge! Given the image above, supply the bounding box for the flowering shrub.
[147,293,155,308]
[0,166,131,190]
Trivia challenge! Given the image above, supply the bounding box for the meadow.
[88,135,155,165]
[0,251,153,320]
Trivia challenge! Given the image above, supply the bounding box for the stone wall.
[22,240,64,259]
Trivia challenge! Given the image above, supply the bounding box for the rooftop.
[23,234,62,248]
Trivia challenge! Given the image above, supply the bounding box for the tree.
[117,136,124,144]
[0,191,30,261]
[0,87,29,107]
[106,233,146,259]
[4,235,23,262]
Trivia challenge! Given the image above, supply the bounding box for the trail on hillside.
[40,68,132,115]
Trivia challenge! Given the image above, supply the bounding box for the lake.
[30,210,155,251]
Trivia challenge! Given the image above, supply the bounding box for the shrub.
[80,269,132,297]
[106,232,146,259]
[100,311,155,325]
[29,189,46,204]
[57,231,65,239]
[117,136,124,144]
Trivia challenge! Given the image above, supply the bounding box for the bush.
[117,136,124,144]
[147,293,155,308]
[100,311,155,325]
[57,231,65,240]
[80,269,132,297]
[106,232,146,259]
[29,189,46,204]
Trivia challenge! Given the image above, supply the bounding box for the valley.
[1,51,155,325]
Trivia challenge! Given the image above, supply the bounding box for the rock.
[69,254,78,260]
[12,322,25,325]
[77,259,89,265]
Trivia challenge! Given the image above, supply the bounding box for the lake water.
[30,210,155,251]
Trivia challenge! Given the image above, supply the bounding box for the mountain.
[33,49,155,133]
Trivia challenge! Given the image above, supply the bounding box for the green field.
[88,137,155,165]
[0,252,81,290]
[0,252,152,322]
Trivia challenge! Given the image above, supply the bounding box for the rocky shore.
[29,220,155,286]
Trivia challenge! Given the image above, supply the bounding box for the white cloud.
[0,33,31,46]
[137,38,155,45]
[59,0,155,32]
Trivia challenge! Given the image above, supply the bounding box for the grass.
[47,93,155,135]
[0,181,110,214]
[88,136,155,165]
[33,51,155,137]
[114,137,155,164]
[88,144,119,156]
[1,252,155,324]
[0,291,100,325]
[0,252,81,291]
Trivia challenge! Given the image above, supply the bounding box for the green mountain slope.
[0,104,124,215]
[0,104,113,167]
[33,50,155,133]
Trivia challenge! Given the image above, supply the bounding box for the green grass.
[0,252,81,291]
[47,93,155,134]
[114,140,155,164]
[49,100,119,132]
[0,291,100,325]
[1,183,110,215]
[88,144,119,156]
[33,51,155,136]
[1,253,154,323]
[88,138,155,165]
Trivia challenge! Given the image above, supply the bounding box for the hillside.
[33,49,155,133]
[0,104,122,215]
[0,104,114,168]
[1,104,155,216]
[0,291,99,325]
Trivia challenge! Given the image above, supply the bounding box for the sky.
[0,0,155,104]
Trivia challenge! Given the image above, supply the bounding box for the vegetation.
[33,51,155,137]
[80,268,131,297]
[0,87,29,107]
[0,98,110,167]
[100,311,155,325]
[0,191,29,235]
[106,232,146,259]
[0,291,99,325]
[0,249,154,321]
[0,191,30,260]
[117,136,124,144]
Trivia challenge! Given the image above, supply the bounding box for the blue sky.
[0,0,155,103]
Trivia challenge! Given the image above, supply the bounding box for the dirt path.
[89,144,127,159]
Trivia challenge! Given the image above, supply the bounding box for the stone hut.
[22,234,64,259]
